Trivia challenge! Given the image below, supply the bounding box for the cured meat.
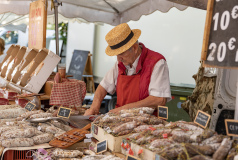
[29,113,53,119]
[149,139,174,149]
[50,120,72,131]
[52,148,83,158]
[33,133,54,144]
[112,121,140,134]
[2,127,35,138]
[0,104,20,110]
[213,138,233,160]
[4,90,18,100]
[15,98,29,108]
[19,110,44,119]
[202,135,224,145]
[0,98,9,105]
[0,108,26,119]
[2,138,34,147]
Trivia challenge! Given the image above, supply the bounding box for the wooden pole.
[201,0,214,61]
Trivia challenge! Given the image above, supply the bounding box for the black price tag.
[225,119,238,137]
[24,102,36,111]
[158,106,168,120]
[204,0,238,68]
[126,155,138,160]
[194,110,211,128]
[96,140,107,154]
[57,106,72,118]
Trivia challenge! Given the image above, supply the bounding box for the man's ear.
[133,43,139,54]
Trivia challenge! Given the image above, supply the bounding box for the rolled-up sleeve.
[149,59,172,102]
[100,62,118,95]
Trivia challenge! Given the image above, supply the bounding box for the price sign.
[225,119,238,137]
[24,102,36,111]
[96,140,107,154]
[126,155,139,160]
[194,110,211,128]
[203,0,238,68]
[28,0,47,49]
[57,106,72,118]
[158,106,168,120]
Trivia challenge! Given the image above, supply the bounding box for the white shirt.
[100,55,172,102]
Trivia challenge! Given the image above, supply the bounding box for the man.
[84,23,171,115]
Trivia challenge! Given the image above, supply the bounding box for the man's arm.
[109,95,166,113]
[84,84,108,115]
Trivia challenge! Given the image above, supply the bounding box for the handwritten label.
[158,106,168,119]
[57,106,72,118]
[194,110,211,128]
[96,140,107,154]
[24,102,36,111]
[204,0,238,68]
[126,155,138,160]
[225,119,238,137]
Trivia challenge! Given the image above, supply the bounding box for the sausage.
[33,133,54,145]
[52,148,83,158]
[2,127,35,138]
[2,138,34,147]
[29,113,53,119]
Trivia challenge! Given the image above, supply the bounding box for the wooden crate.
[91,124,129,152]
[121,139,167,160]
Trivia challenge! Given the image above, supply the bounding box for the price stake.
[203,0,238,68]
[96,140,107,154]
[225,119,238,137]
[57,106,72,118]
[126,155,139,160]
[158,106,168,120]
[194,110,211,129]
[24,102,36,111]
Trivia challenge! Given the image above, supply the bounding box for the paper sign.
[194,110,211,128]
[158,106,168,119]
[25,102,36,111]
[57,106,72,118]
[96,140,107,154]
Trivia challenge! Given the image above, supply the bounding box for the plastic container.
[3,150,34,160]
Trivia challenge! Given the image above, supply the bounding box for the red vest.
[116,43,165,108]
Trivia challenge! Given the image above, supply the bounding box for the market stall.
[0,0,237,160]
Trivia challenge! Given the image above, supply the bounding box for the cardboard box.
[0,45,21,77]
[0,46,60,94]
[91,124,129,152]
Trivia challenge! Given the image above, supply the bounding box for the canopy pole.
[53,0,62,56]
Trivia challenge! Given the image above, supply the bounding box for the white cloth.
[100,54,172,102]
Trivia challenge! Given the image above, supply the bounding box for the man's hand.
[84,108,98,116]
[109,107,122,114]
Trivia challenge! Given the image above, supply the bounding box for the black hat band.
[110,31,134,50]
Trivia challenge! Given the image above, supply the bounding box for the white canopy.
[0,0,188,26]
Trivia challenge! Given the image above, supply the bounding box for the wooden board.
[28,0,47,49]
[49,123,91,149]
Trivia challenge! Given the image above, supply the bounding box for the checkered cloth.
[50,79,86,107]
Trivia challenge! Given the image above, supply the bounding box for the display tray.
[91,124,130,153]
[49,123,91,149]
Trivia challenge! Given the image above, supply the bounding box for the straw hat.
[105,23,141,56]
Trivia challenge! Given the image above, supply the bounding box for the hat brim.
[105,29,141,56]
